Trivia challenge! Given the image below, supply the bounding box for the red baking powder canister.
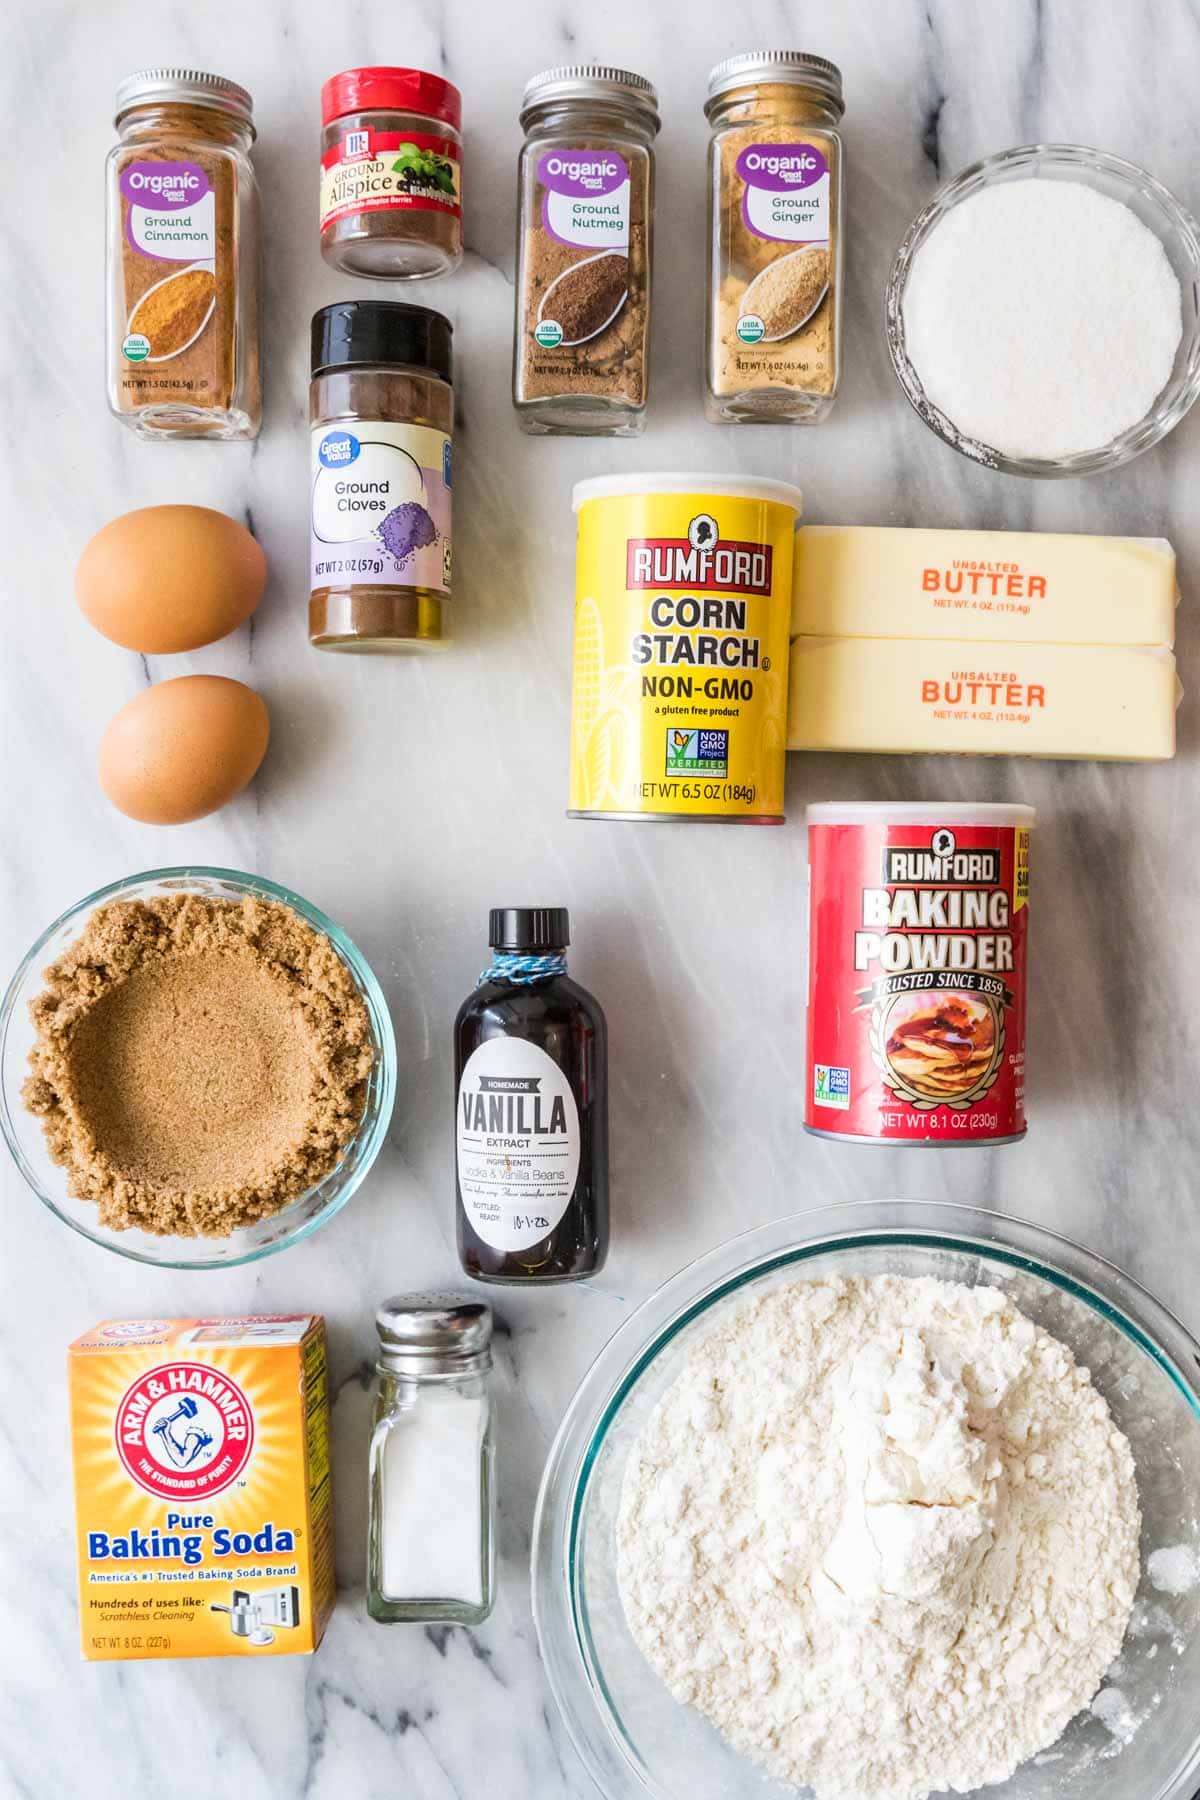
[805,803,1034,1145]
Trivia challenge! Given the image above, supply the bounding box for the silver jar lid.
[375,1296,494,1375]
[521,64,660,132]
[115,68,255,129]
[705,51,843,116]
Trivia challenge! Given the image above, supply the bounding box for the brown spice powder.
[518,151,651,404]
[548,252,630,343]
[112,104,258,420]
[742,245,829,340]
[130,267,216,358]
[711,110,839,401]
[22,895,374,1238]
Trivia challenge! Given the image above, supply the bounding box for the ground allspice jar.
[513,66,659,436]
[320,67,463,279]
[455,909,609,1284]
[704,52,844,425]
[106,68,261,439]
[309,301,454,652]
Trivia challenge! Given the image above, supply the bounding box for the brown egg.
[76,506,267,653]
[99,676,270,824]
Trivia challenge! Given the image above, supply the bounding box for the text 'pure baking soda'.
[68,1316,335,1660]
[805,804,1034,1145]
[570,475,801,822]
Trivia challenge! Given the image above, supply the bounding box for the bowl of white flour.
[532,1200,1200,1800]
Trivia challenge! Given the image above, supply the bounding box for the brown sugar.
[129,267,216,358]
[22,894,374,1238]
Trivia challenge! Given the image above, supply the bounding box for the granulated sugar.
[902,178,1182,459]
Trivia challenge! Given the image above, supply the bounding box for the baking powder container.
[570,474,801,822]
[805,802,1034,1144]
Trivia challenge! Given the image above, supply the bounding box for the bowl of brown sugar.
[0,868,396,1267]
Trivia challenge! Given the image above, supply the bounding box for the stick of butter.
[787,636,1178,760]
[791,526,1177,646]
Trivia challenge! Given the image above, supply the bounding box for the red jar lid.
[322,67,462,131]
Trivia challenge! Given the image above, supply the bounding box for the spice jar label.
[539,150,630,248]
[735,142,830,242]
[456,1038,581,1252]
[319,131,461,230]
[310,420,452,598]
[120,161,217,260]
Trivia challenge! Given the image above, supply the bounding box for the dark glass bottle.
[454,908,608,1284]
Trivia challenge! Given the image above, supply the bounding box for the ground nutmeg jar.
[320,67,463,279]
[513,65,659,436]
[309,301,454,652]
[704,51,844,425]
[106,67,261,439]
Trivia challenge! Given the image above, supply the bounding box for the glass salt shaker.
[367,1296,496,1625]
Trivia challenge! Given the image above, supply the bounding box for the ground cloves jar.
[513,66,659,436]
[704,51,844,424]
[309,301,454,653]
[106,67,261,439]
[320,67,463,279]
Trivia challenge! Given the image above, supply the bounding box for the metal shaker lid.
[375,1295,494,1374]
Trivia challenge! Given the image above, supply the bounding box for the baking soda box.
[67,1316,335,1660]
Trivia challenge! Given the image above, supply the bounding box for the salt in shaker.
[367,1296,496,1624]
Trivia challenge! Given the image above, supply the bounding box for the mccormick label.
[805,808,1034,1144]
[319,129,461,229]
[570,484,798,822]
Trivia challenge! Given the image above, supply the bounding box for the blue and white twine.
[480,951,567,986]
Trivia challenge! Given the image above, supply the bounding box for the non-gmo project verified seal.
[665,728,728,778]
[814,1064,851,1110]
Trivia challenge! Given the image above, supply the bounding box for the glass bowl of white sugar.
[533,1201,1200,1800]
[886,144,1200,476]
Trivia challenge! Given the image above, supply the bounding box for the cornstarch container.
[570,474,801,822]
[806,802,1034,1144]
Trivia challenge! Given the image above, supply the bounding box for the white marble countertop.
[4,1,1200,1795]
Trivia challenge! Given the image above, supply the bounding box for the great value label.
[805,810,1034,1144]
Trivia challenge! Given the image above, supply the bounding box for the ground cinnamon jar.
[513,66,659,436]
[320,68,463,279]
[106,68,261,439]
[309,301,454,652]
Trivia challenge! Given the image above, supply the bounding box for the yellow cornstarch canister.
[570,474,802,822]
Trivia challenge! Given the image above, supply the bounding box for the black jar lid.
[311,301,453,383]
[489,908,570,952]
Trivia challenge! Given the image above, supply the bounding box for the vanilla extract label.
[455,1038,581,1252]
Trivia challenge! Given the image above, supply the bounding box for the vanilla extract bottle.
[454,909,608,1284]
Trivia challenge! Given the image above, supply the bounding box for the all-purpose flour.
[617,1276,1140,1800]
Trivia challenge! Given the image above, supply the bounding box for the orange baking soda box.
[68,1316,335,1661]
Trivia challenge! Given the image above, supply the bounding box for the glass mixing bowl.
[885,144,1200,477]
[534,1201,1200,1799]
[0,867,396,1269]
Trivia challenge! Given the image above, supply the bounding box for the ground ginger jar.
[106,69,261,439]
[704,52,844,425]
